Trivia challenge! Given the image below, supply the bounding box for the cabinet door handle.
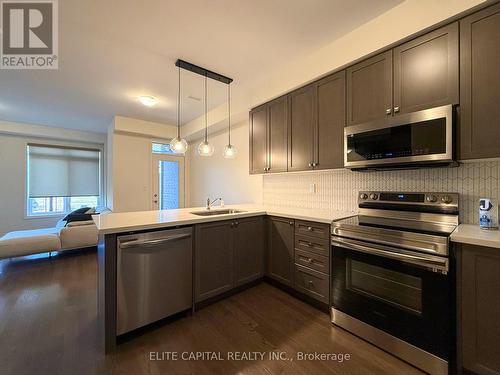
[308,162,313,167]
[307,280,314,286]
[308,242,313,247]
[307,226,313,231]
[386,108,392,115]
[289,221,294,226]
[394,106,400,113]
[235,221,239,226]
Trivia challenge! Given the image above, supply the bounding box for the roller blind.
[28,145,100,198]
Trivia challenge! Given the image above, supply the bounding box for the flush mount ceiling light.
[174,59,233,158]
[138,95,159,107]
[223,84,237,159]
[197,74,215,157]
[169,66,188,154]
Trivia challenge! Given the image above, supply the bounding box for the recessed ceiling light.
[138,95,159,107]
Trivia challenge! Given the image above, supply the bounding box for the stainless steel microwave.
[344,105,454,170]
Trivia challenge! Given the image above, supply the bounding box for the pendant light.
[223,83,237,159]
[197,74,214,156]
[169,66,188,154]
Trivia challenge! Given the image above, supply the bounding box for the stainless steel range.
[331,191,459,375]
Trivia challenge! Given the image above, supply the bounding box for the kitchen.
[92,2,500,374]
[0,1,499,375]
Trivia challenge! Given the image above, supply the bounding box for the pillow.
[63,207,97,224]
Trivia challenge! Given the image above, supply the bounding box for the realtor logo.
[1,0,58,69]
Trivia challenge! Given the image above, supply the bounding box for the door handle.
[331,237,448,273]
[120,233,191,249]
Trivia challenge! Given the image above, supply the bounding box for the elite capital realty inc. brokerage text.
[149,351,351,363]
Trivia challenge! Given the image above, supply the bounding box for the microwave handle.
[331,238,448,273]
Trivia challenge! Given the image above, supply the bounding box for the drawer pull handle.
[308,242,313,247]
[289,221,294,226]
[307,280,314,286]
[307,226,313,231]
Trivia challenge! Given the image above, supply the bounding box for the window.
[152,142,175,155]
[27,144,101,216]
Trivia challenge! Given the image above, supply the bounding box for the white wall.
[0,120,105,236]
[107,116,189,212]
[188,120,262,207]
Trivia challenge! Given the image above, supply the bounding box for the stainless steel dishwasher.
[116,227,192,335]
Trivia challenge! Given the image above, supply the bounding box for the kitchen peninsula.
[94,205,355,352]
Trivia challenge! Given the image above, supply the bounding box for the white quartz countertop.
[92,204,355,235]
[451,224,500,249]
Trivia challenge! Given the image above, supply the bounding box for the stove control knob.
[441,195,453,204]
[369,193,378,200]
[359,193,368,200]
[426,195,437,203]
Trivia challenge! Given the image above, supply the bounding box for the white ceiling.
[0,0,403,133]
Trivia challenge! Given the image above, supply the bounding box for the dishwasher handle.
[119,233,191,249]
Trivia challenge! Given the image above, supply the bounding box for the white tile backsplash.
[263,161,500,224]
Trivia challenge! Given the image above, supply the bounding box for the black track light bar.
[175,59,233,85]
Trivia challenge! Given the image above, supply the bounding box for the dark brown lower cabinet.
[234,216,265,286]
[266,217,295,286]
[195,217,265,303]
[458,244,500,375]
[195,220,234,302]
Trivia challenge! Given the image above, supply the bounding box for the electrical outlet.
[309,183,316,194]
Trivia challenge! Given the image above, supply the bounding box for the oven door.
[344,105,453,169]
[331,237,452,360]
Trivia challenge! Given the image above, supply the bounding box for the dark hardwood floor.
[0,250,424,375]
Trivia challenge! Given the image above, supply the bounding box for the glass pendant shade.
[170,65,188,154]
[223,144,237,159]
[169,137,188,154]
[197,140,214,156]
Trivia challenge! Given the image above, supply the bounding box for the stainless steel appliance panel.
[117,227,193,335]
[344,105,453,169]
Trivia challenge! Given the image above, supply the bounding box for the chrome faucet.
[206,197,222,210]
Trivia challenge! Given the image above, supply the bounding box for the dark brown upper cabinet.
[393,22,459,115]
[249,97,287,174]
[288,84,315,171]
[249,104,268,174]
[314,71,346,170]
[347,23,458,126]
[346,51,393,126]
[459,3,500,160]
[268,96,288,172]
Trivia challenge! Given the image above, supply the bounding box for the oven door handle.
[331,237,448,273]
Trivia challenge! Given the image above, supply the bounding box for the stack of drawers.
[293,220,330,304]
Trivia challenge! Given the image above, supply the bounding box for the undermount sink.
[190,209,246,216]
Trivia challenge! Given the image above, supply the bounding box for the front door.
[151,154,185,210]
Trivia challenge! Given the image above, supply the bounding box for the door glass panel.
[158,160,179,209]
[346,259,422,314]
